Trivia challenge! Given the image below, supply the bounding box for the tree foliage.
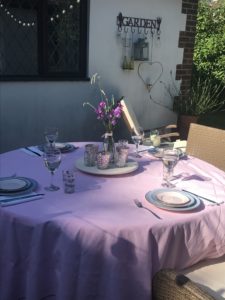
[194,0,225,83]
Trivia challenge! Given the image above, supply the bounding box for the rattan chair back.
[186,123,225,171]
[152,269,216,300]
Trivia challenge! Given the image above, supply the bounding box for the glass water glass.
[162,149,179,188]
[43,147,61,191]
[44,127,59,148]
[131,127,144,157]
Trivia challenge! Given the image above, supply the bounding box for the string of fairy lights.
[0,1,80,28]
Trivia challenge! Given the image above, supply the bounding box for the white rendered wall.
[0,0,186,153]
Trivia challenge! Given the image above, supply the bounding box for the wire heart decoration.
[138,61,163,93]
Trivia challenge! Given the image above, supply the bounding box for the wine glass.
[131,127,144,157]
[44,127,58,148]
[43,147,62,191]
[162,149,180,188]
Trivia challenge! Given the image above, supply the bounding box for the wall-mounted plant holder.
[122,56,134,70]
[117,12,162,70]
[134,38,149,61]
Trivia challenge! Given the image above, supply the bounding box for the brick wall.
[176,0,199,97]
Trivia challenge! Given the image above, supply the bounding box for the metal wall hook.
[124,26,129,33]
[138,27,142,34]
[144,28,149,35]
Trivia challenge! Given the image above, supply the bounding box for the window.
[0,0,88,81]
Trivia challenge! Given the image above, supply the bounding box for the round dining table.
[0,142,225,300]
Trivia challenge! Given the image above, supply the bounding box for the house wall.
[0,0,188,153]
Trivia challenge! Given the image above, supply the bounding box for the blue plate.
[145,189,201,211]
[0,177,38,196]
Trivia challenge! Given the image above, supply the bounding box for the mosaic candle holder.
[97,151,111,169]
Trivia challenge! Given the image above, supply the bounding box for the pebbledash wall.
[0,0,199,153]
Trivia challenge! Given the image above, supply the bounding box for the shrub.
[194,0,225,83]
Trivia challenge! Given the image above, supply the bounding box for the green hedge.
[193,0,225,84]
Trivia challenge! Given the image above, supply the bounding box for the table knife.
[25,147,42,157]
[0,193,45,203]
[182,189,219,205]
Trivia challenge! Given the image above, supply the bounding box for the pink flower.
[113,106,122,118]
[84,74,123,132]
[111,119,117,126]
[99,101,106,108]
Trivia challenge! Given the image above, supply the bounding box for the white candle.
[152,136,161,147]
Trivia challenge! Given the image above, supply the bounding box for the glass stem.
[50,171,54,187]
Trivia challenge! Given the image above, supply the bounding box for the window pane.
[47,0,81,73]
[0,0,38,76]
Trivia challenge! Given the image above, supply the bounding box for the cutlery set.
[0,193,45,207]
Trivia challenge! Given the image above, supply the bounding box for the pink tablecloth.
[0,142,225,300]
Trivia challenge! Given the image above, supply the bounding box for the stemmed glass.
[162,149,180,188]
[43,147,62,191]
[131,127,144,157]
[44,127,58,148]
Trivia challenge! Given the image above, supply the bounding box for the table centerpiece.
[83,73,123,163]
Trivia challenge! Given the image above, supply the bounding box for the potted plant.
[161,73,225,140]
[174,76,225,139]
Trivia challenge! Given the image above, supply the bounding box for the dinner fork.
[134,199,162,219]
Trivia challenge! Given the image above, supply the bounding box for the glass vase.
[103,132,115,164]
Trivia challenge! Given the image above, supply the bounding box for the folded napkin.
[21,146,43,157]
[0,193,44,207]
[173,139,187,153]
[176,180,224,205]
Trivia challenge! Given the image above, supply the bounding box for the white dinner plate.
[75,158,138,176]
[0,177,38,196]
[153,189,192,206]
[145,189,201,211]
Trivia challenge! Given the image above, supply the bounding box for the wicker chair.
[152,269,216,300]
[121,98,180,141]
[186,123,225,171]
[183,255,225,300]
